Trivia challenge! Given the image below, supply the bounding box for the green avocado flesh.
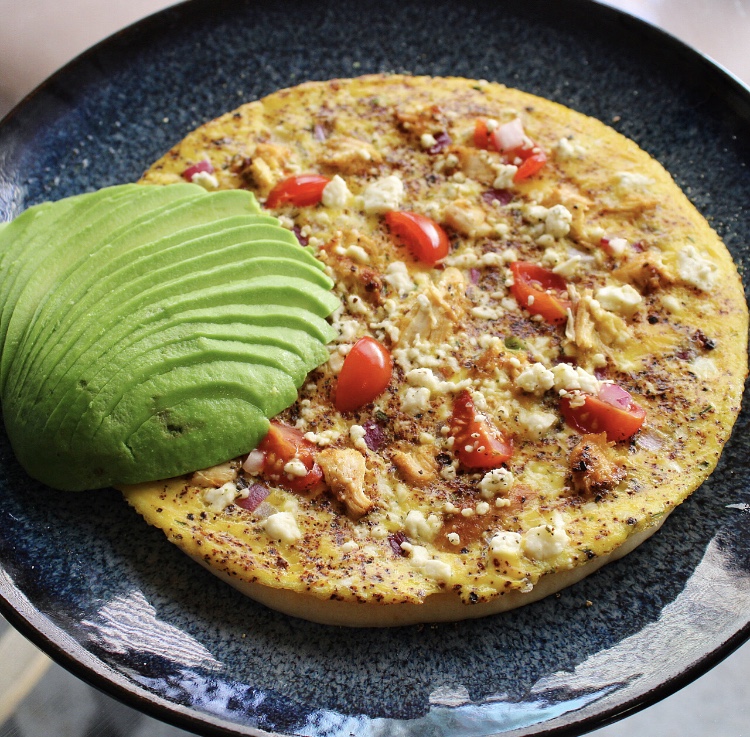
[0,184,340,490]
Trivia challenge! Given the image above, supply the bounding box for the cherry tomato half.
[257,421,323,493]
[513,150,547,182]
[265,174,330,209]
[385,211,450,265]
[509,261,570,325]
[335,336,393,413]
[560,386,646,443]
[450,390,513,470]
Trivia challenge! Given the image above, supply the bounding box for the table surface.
[0,1,749,736]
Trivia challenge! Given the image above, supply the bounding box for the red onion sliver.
[470,268,481,284]
[492,118,526,152]
[598,383,632,410]
[293,226,309,246]
[428,131,452,154]
[235,483,270,512]
[182,159,214,181]
[362,419,386,451]
[313,124,327,141]
[482,188,513,206]
[388,531,408,557]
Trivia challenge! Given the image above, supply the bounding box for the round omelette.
[124,74,748,626]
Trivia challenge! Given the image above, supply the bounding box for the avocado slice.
[1,185,340,490]
[8,190,268,394]
[1,184,207,390]
[11,235,331,398]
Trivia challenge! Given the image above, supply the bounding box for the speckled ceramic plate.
[0,1,749,735]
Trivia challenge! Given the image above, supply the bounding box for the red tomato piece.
[513,150,547,182]
[560,386,646,442]
[385,211,450,265]
[257,421,323,493]
[474,118,494,150]
[449,390,513,470]
[335,336,393,413]
[265,174,330,208]
[509,261,570,325]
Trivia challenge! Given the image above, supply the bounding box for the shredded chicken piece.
[398,268,467,345]
[319,136,381,174]
[322,231,385,305]
[569,433,626,496]
[394,103,446,138]
[613,252,674,293]
[245,143,295,193]
[190,462,237,488]
[317,447,373,519]
[567,289,629,359]
[443,199,487,237]
[391,445,438,487]
[454,145,496,185]
[475,341,527,380]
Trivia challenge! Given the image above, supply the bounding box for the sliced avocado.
[1,185,339,490]
[13,190,268,380]
[11,233,329,397]
[1,184,206,390]
[43,325,323,438]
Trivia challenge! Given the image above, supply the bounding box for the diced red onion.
[388,531,408,557]
[482,188,513,206]
[491,118,526,152]
[251,500,277,520]
[631,240,645,252]
[362,419,386,451]
[469,268,481,284]
[313,124,327,141]
[235,483,270,512]
[428,131,452,154]
[598,383,632,410]
[182,159,214,181]
[293,226,309,246]
[242,449,265,474]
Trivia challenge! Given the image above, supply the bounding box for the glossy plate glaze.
[0,1,749,735]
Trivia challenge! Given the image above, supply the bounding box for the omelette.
[121,75,747,626]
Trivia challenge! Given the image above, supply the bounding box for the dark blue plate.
[1,1,749,735]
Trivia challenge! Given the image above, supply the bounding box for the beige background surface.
[0,1,748,736]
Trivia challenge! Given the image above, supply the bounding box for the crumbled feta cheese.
[303,429,341,447]
[488,531,522,557]
[692,356,718,380]
[479,468,515,498]
[476,501,490,515]
[515,362,555,395]
[615,171,654,191]
[492,164,518,189]
[405,510,442,542]
[321,174,351,207]
[402,386,431,414]
[383,261,415,295]
[607,237,628,256]
[346,294,370,315]
[263,512,302,544]
[522,513,569,560]
[551,363,601,396]
[595,284,642,315]
[676,245,718,292]
[545,204,572,239]
[524,204,549,223]
[350,424,368,451]
[405,367,472,394]
[363,175,404,213]
[555,136,585,160]
[203,482,247,513]
[517,407,557,438]
[341,540,359,553]
[420,133,438,149]
[190,170,219,191]
[342,245,370,263]
[661,294,682,313]
[284,459,308,478]
[400,543,452,583]
[447,532,461,546]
